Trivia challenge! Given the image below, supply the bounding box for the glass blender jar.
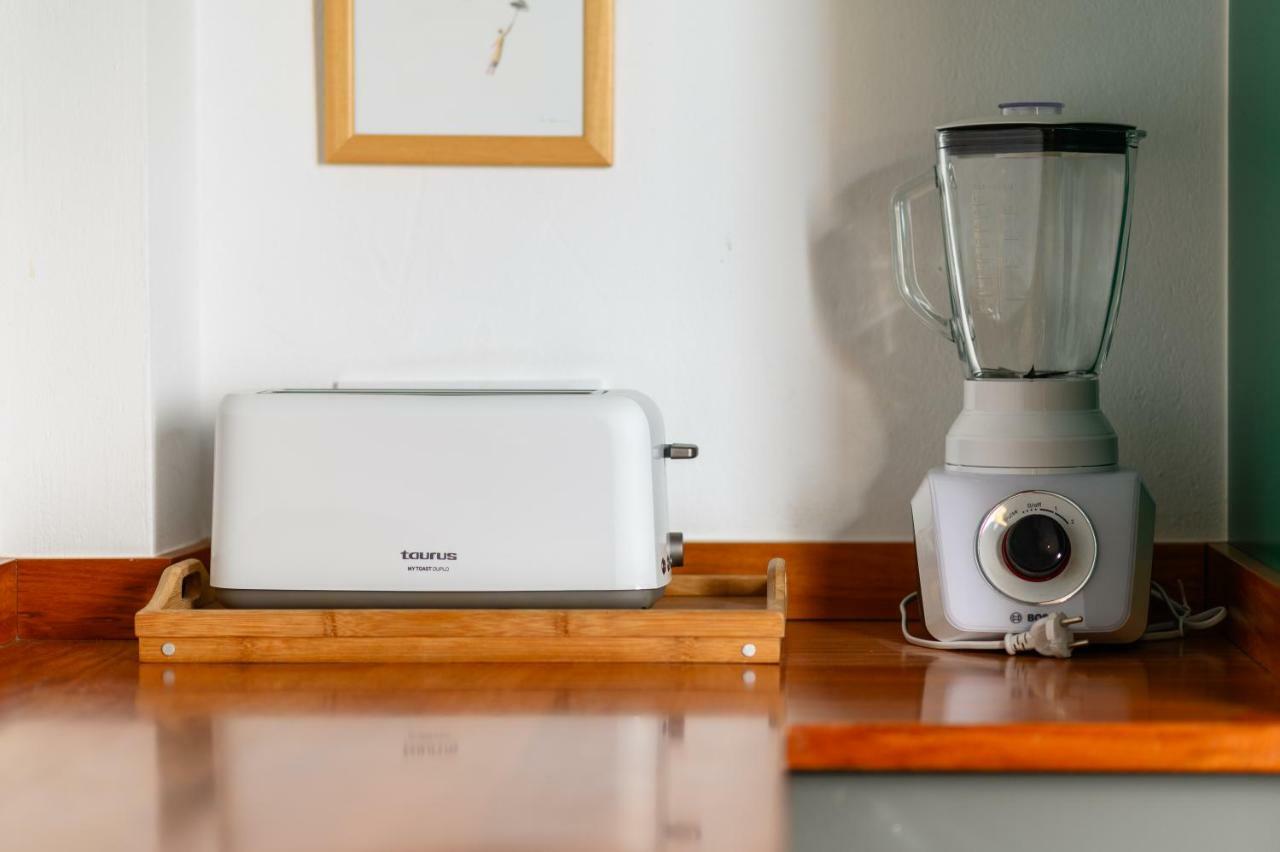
[892,102,1146,470]
[893,101,1145,380]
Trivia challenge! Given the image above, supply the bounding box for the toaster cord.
[899,581,1227,658]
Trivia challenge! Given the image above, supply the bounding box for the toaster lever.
[664,443,699,460]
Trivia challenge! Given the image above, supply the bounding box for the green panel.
[1229,0,1280,570]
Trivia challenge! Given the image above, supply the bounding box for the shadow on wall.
[806,162,959,538]
[799,0,975,538]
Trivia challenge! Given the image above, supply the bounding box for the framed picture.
[323,0,613,166]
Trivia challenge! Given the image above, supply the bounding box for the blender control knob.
[1001,515,1071,582]
[975,490,1096,606]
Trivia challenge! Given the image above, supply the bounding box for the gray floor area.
[790,774,1280,852]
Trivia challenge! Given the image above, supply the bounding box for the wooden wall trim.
[0,559,16,646]
[682,541,1207,621]
[7,540,1205,639]
[1208,543,1280,675]
[14,542,209,640]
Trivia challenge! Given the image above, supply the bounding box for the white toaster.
[210,387,697,608]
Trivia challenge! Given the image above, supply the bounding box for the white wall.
[0,1,153,554]
[196,0,1226,542]
[0,0,1226,554]
[0,0,203,556]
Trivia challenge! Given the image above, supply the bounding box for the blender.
[892,102,1154,649]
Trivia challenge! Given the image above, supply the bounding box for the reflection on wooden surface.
[0,642,784,852]
[783,622,1280,725]
[916,652,1146,723]
[3,622,1280,848]
[134,660,784,719]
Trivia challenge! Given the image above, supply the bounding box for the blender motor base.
[912,466,1154,645]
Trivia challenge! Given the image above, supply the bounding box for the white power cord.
[898,592,1086,658]
[1140,580,1227,641]
[899,581,1227,658]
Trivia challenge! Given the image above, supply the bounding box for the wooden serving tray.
[135,558,787,664]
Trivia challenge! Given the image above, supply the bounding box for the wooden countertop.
[785,622,1280,773]
[2,623,1278,851]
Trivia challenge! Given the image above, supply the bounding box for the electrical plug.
[1002,614,1088,658]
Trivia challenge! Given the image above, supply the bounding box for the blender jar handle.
[891,168,955,341]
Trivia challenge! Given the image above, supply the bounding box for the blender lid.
[937,102,1144,154]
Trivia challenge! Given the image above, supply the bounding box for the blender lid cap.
[937,102,1144,154]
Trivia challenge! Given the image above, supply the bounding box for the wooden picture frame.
[323,0,613,166]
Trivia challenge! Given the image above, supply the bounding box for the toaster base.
[214,586,667,610]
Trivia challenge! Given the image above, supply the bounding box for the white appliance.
[892,102,1152,647]
[210,386,697,608]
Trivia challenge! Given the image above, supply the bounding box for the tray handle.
[766,558,787,616]
[139,558,215,613]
